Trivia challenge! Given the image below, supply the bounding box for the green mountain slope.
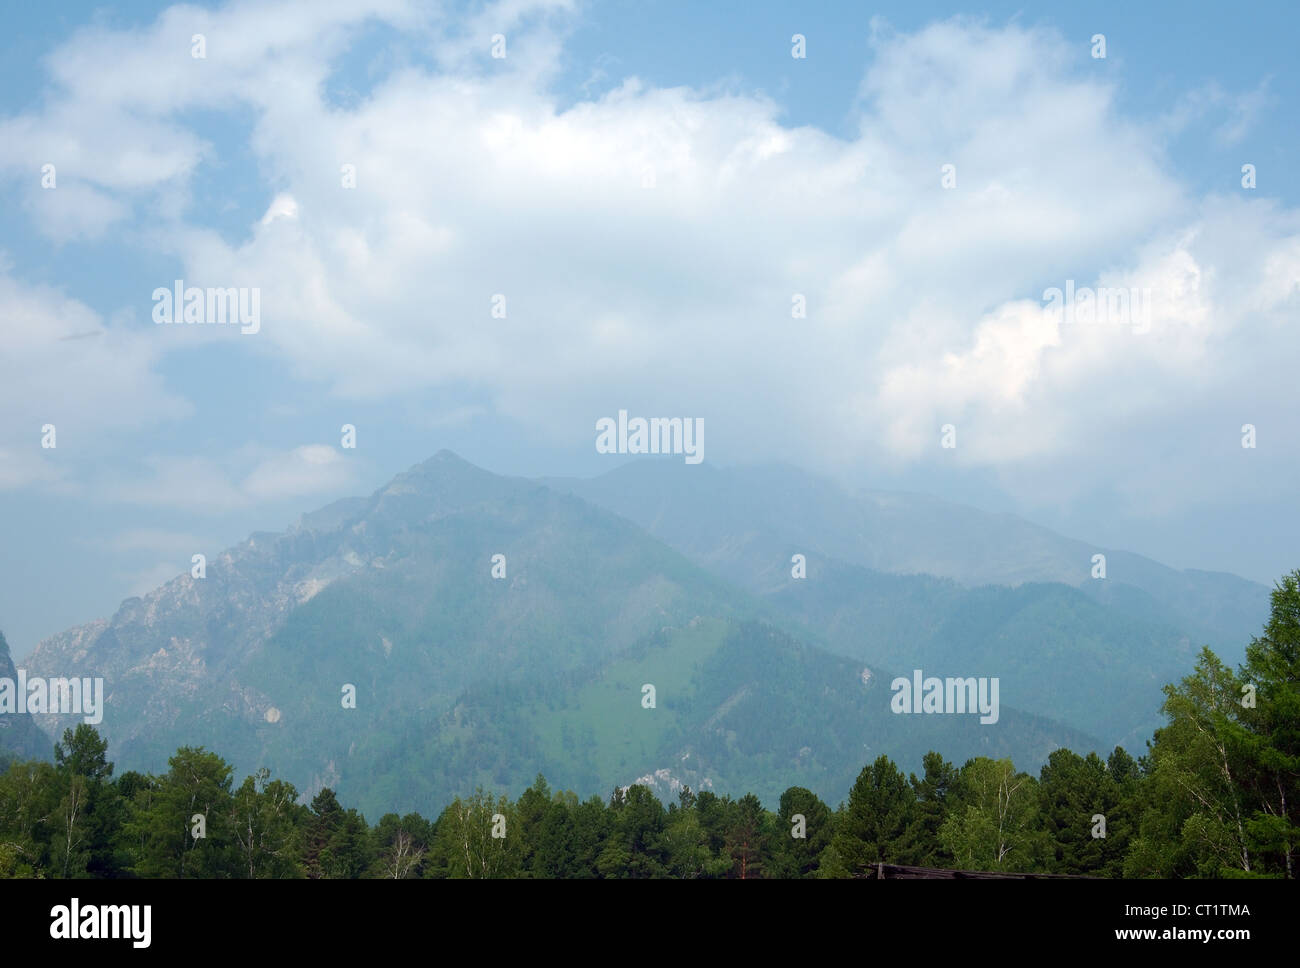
[330,617,1101,817]
[762,557,1196,749]
[546,460,1267,658]
[23,452,1222,817]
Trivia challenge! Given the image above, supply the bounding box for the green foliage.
[771,786,833,877]
[128,747,235,878]
[660,795,732,878]
[303,788,372,879]
[829,755,916,875]
[0,567,1296,879]
[904,751,958,867]
[1128,570,1300,879]
[940,757,1043,872]
[231,768,308,878]
[1037,748,1131,876]
[429,788,520,878]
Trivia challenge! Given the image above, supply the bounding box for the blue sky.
[0,0,1297,657]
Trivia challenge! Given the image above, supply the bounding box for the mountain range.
[4,451,1271,818]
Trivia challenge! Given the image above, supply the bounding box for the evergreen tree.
[660,796,731,878]
[530,791,580,878]
[514,774,552,876]
[303,787,372,879]
[568,795,610,878]
[904,751,958,867]
[1038,748,1130,875]
[598,784,665,878]
[830,755,917,876]
[723,793,771,879]
[771,786,832,877]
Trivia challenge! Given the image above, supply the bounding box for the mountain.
[25,452,736,784]
[21,451,1121,817]
[544,460,1269,658]
[759,556,1196,750]
[360,616,1100,812]
[0,631,52,763]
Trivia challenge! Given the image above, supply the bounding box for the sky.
[0,0,1297,659]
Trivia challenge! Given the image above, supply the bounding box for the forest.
[1,570,1295,880]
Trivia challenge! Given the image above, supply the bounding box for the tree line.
[2,570,1296,879]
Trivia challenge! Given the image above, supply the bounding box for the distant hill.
[545,460,1268,659]
[759,557,1195,750]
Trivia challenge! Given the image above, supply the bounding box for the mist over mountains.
[5,452,1270,818]
[546,460,1266,654]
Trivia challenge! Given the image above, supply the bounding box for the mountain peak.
[398,449,482,478]
[292,452,528,541]
[402,449,493,479]
[365,450,531,523]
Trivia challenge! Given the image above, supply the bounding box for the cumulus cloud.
[0,1,1296,520]
[0,267,188,490]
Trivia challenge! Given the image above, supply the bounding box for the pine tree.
[830,755,916,875]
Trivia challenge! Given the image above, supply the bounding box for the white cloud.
[0,3,1296,519]
[0,447,66,491]
[125,562,188,598]
[95,446,363,512]
[1158,79,1274,147]
[260,193,299,225]
[0,267,188,490]
[108,529,205,555]
[22,181,129,242]
[241,444,356,501]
